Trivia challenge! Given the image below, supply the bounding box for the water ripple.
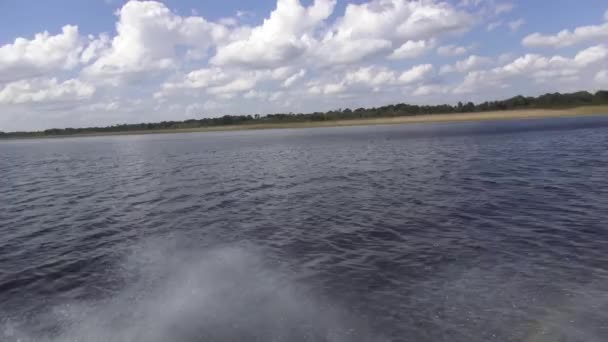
[1,117,608,341]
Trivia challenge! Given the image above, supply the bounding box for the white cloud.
[244,90,269,100]
[0,1,454,130]
[388,40,434,59]
[413,84,447,96]
[158,66,298,99]
[455,45,608,93]
[398,64,434,84]
[573,44,608,65]
[501,46,607,75]
[0,25,83,82]
[85,0,228,79]
[323,83,347,95]
[270,66,292,80]
[313,0,474,65]
[0,78,95,104]
[605,9,608,21]
[440,55,491,74]
[5,0,606,132]
[161,68,229,91]
[208,78,257,95]
[508,18,525,32]
[282,69,307,87]
[437,44,468,56]
[308,66,394,95]
[308,82,345,95]
[80,34,111,64]
[0,0,483,131]
[218,17,239,27]
[334,0,473,42]
[345,66,397,87]
[306,63,433,96]
[212,0,336,68]
[522,21,608,48]
[314,37,392,65]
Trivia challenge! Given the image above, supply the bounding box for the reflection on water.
[1,116,608,341]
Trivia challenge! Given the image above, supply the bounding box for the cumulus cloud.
[207,78,258,95]
[160,68,229,91]
[157,66,297,99]
[316,0,473,65]
[413,83,448,96]
[4,0,607,132]
[0,78,95,104]
[212,0,336,68]
[440,55,491,74]
[308,82,345,95]
[437,44,468,56]
[308,66,395,95]
[345,66,397,87]
[388,40,435,59]
[573,44,608,65]
[282,69,307,87]
[522,20,608,48]
[455,45,608,93]
[218,17,239,27]
[398,64,434,84]
[85,0,228,80]
[313,37,392,65]
[80,34,111,64]
[0,25,83,82]
[307,63,433,96]
[333,0,472,41]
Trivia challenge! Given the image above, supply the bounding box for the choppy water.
[2,116,608,342]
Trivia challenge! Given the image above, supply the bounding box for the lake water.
[1,116,608,342]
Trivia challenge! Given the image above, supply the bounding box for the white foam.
[2,239,379,342]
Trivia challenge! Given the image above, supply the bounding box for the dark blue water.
[1,116,608,342]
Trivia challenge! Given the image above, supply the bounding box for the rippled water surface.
[2,116,608,341]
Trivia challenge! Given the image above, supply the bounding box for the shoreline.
[3,105,608,140]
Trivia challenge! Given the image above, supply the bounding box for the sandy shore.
[4,105,608,139]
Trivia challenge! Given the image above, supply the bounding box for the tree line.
[1,90,607,138]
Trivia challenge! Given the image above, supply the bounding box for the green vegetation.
[2,90,608,139]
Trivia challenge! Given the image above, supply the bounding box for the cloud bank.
[0,0,607,131]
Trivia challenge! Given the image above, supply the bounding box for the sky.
[0,0,607,131]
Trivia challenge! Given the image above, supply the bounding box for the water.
[1,116,608,342]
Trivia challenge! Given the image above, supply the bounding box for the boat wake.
[2,239,380,342]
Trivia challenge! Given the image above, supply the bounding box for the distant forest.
[2,90,608,138]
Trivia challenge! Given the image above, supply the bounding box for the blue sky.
[1,0,607,131]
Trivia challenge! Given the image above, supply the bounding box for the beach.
[4,105,608,139]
